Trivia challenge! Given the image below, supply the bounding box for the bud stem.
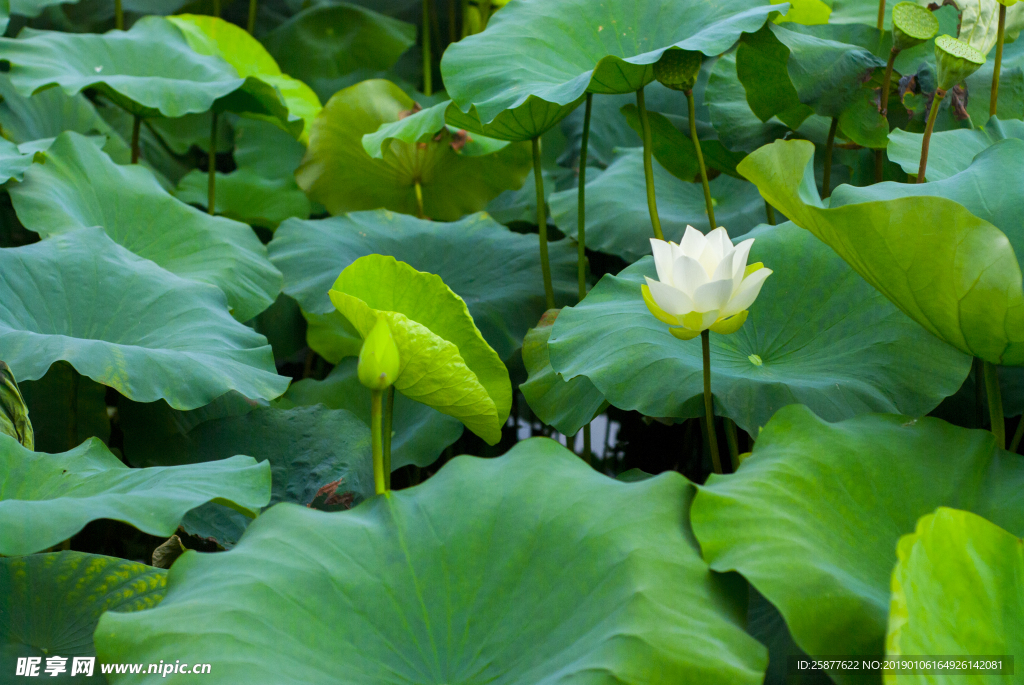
[917,88,946,183]
[248,0,257,33]
[685,90,716,231]
[371,389,386,495]
[533,137,555,309]
[636,87,665,241]
[208,111,218,215]
[724,417,740,471]
[577,93,592,302]
[765,201,776,226]
[115,0,123,29]
[422,0,433,96]
[701,330,723,475]
[877,0,885,31]
[983,360,1005,449]
[880,48,898,118]
[383,386,394,489]
[823,117,838,198]
[991,4,1006,117]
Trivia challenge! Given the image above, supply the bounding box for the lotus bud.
[0,361,33,450]
[653,48,703,92]
[934,35,986,92]
[358,316,400,390]
[641,226,772,340]
[891,2,939,52]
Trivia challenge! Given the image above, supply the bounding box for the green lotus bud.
[0,361,33,450]
[358,316,400,391]
[891,2,939,52]
[934,35,986,92]
[653,48,703,92]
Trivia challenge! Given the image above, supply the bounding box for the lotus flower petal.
[709,310,749,335]
[680,225,706,260]
[730,239,755,290]
[722,267,773,318]
[693,279,735,313]
[712,249,737,284]
[644,277,694,317]
[673,254,709,297]
[706,227,732,263]
[650,239,676,285]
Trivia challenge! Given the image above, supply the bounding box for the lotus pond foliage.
[0,0,1020,683]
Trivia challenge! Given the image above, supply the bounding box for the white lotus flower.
[641,226,772,340]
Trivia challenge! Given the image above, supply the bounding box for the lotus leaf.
[296,79,532,221]
[95,438,768,685]
[547,222,969,433]
[0,433,271,556]
[329,255,511,445]
[885,507,1023,680]
[887,115,1024,179]
[268,210,579,361]
[0,228,288,408]
[9,132,281,322]
[1,552,166,669]
[691,405,1024,685]
[738,139,1024,365]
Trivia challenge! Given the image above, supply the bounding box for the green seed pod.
[357,316,400,391]
[934,35,986,91]
[653,48,703,92]
[0,361,34,450]
[891,2,939,52]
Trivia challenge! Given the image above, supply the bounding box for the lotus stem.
[208,111,218,215]
[577,93,592,302]
[422,0,432,96]
[130,114,141,164]
[371,389,386,494]
[991,4,1006,117]
[414,180,425,218]
[881,48,898,118]
[533,137,555,309]
[686,89,716,230]
[917,88,946,183]
[874,150,885,183]
[877,0,885,31]
[983,360,1005,449]
[383,386,394,489]
[212,0,220,17]
[765,201,776,225]
[1010,416,1024,453]
[115,0,123,29]
[68,367,79,450]
[248,0,257,33]
[582,425,592,465]
[636,87,665,241]
[701,330,723,475]
[974,357,986,428]
[823,117,839,198]
[725,417,740,471]
[447,0,457,45]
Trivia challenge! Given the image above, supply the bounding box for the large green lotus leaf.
[965,36,1024,122]
[296,80,532,221]
[520,309,607,437]
[620,104,748,179]
[0,228,288,408]
[0,137,39,183]
[0,433,271,556]
[547,222,969,434]
[362,100,510,156]
[8,132,281,322]
[329,255,511,445]
[706,51,793,152]
[268,210,579,361]
[1,552,166,675]
[887,116,1024,180]
[0,18,246,118]
[886,508,1024,678]
[119,401,375,548]
[167,15,322,142]
[439,0,781,126]
[278,358,464,471]
[262,2,416,104]
[550,148,768,262]
[738,139,1024,365]
[690,405,1024,685]
[95,438,768,685]
[19,363,109,455]
[175,169,311,230]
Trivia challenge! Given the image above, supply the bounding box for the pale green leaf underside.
[0,433,271,556]
[96,439,768,684]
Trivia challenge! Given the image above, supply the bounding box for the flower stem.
[212,0,220,17]
[67,366,79,451]
[130,114,141,164]
[115,0,123,29]
[208,111,218,215]
[1010,416,1024,453]
[533,137,555,309]
[701,330,723,475]
[917,88,946,183]
[577,93,592,302]
[248,0,257,33]
[765,201,776,225]
[582,424,592,465]
[422,0,432,96]
[636,87,664,241]
[686,89,716,230]
[880,48,898,118]
[725,417,740,471]
[877,0,885,31]
[983,360,1005,449]
[383,386,394,489]
[823,117,838,198]
[371,389,386,495]
[991,3,1006,117]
